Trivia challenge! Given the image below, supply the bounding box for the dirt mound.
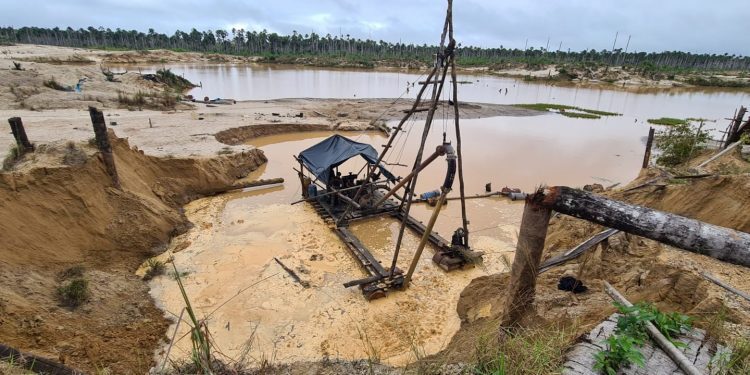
[439,168,750,364]
[215,123,335,145]
[0,134,266,373]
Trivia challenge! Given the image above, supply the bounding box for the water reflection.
[127,63,749,122]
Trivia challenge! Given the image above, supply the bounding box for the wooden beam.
[542,186,750,267]
[501,190,553,326]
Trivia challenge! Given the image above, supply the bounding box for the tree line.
[2,26,749,71]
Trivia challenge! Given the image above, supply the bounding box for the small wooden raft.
[563,313,723,374]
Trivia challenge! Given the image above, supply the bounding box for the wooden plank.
[539,228,619,273]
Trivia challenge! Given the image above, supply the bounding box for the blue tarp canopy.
[298,134,396,183]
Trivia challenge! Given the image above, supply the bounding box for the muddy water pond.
[146,64,749,367]
[134,63,749,121]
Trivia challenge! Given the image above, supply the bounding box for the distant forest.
[2,26,749,71]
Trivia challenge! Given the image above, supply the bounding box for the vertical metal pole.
[501,190,552,327]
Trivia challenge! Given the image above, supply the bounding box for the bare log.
[501,190,553,326]
[543,186,750,267]
[603,281,702,375]
[88,107,121,189]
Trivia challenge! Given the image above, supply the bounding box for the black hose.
[443,157,456,190]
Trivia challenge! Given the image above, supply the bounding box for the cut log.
[543,186,750,267]
[501,191,553,326]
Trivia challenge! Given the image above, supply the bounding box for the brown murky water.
[134,63,749,123]
[146,65,750,368]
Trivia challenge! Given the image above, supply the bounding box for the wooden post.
[726,106,747,147]
[7,117,34,153]
[88,107,121,189]
[544,186,750,267]
[642,127,655,168]
[501,189,553,326]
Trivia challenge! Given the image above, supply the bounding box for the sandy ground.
[147,189,523,367]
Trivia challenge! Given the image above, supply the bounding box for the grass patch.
[647,117,688,126]
[142,258,166,281]
[561,112,601,119]
[21,55,94,65]
[117,90,147,108]
[57,278,89,308]
[515,103,621,120]
[148,68,196,91]
[473,324,578,374]
[2,145,20,171]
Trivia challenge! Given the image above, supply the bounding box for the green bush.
[655,122,710,166]
[595,303,692,374]
[57,278,89,307]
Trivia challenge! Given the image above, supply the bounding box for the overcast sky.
[2,0,748,55]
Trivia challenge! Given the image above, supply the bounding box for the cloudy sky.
[2,0,748,55]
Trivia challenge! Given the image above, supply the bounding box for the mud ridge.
[0,133,266,373]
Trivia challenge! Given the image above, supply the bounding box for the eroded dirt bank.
[438,151,750,366]
[0,133,266,373]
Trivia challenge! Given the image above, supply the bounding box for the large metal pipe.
[372,145,446,208]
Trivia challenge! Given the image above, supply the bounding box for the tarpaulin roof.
[298,134,395,183]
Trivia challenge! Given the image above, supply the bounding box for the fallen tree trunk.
[543,186,750,267]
